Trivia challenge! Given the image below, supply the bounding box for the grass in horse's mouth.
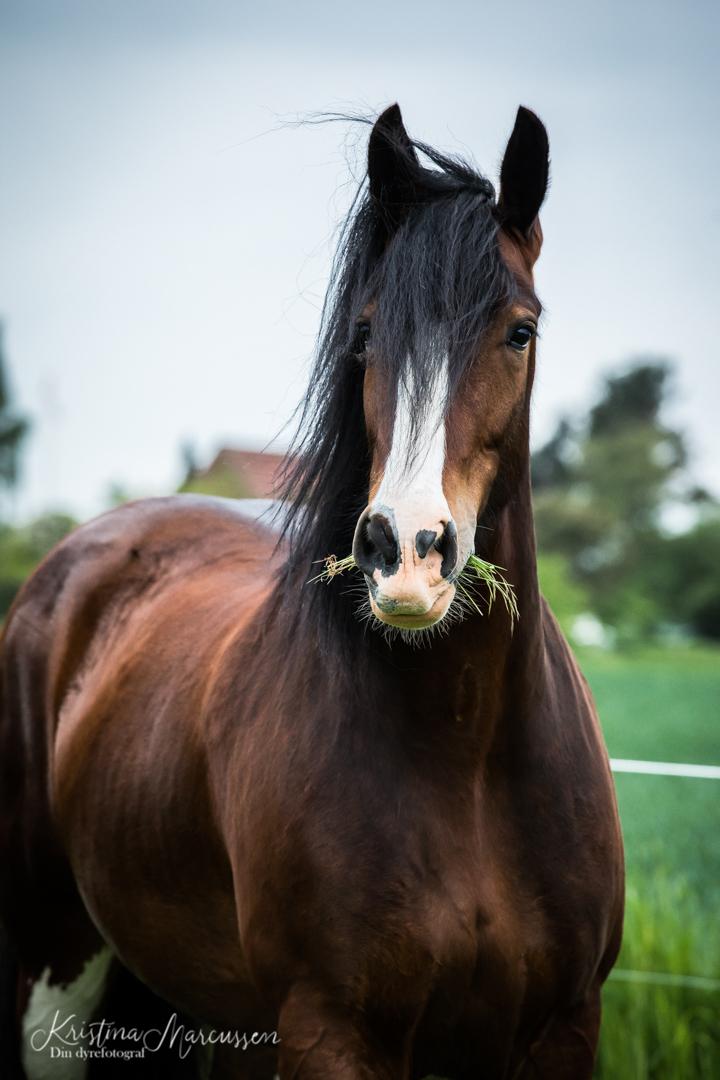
[308,554,358,583]
[458,554,519,628]
[309,552,518,627]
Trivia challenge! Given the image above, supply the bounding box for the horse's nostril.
[415,529,438,560]
[368,514,397,562]
[435,520,459,579]
[353,510,401,577]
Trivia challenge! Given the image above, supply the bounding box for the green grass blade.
[461,554,519,626]
[308,553,358,584]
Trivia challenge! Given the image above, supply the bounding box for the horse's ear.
[368,104,420,228]
[497,107,549,252]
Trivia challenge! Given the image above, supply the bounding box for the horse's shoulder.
[536,595,614,798]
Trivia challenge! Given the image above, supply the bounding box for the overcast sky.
[1,0,718,520]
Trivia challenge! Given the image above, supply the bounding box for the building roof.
[187,448,286,500]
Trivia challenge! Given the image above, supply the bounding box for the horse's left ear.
[497,107,549,257]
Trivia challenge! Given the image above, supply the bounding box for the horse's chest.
[410,860,544,1000]
[328,834,546,1020]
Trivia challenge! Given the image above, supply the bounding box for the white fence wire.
[610,758,720,780]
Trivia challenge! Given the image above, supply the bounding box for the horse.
[0,104,624,1079]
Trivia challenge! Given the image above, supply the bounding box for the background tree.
[0,322,30,514]
[0,323,77,617]
[533,359,719,641]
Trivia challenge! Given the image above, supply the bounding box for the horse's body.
[1,106,624,1079]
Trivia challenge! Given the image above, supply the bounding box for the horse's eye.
[507,325,535,351]
[354,321,371,354]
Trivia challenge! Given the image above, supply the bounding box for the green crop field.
[579,646,720,1078]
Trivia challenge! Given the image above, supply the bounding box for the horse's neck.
[482,471,546,690]
[295,463,548,757]
[386,468,548,765]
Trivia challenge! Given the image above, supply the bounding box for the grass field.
[578,645,720,1077]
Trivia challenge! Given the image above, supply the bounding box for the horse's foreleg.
[208,1040,278,1080]
[86,959,207,1078]
[0,923,24,1079]
[276,983,413,1080]
[514,988,602,1080]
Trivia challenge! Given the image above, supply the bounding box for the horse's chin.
[368,586,455,632]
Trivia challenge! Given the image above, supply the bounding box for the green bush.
[179,464,253,500]
[0,512,77,617]
[537,552,592,640]
[598,870,719,1078]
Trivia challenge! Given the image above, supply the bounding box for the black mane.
[276,130,515,627]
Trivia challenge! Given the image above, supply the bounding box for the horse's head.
[350,105,549,632]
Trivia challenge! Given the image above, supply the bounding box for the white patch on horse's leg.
[374,357,451,545]
[22,947,113,1080]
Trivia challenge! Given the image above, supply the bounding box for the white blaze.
[374,359,451,540]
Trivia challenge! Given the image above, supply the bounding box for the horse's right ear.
[497,106,549,259]
[368,104,419,229]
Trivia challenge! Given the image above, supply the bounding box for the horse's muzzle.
[352,507,458,628]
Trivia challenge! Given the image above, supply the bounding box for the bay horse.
[0,105,624,1079]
